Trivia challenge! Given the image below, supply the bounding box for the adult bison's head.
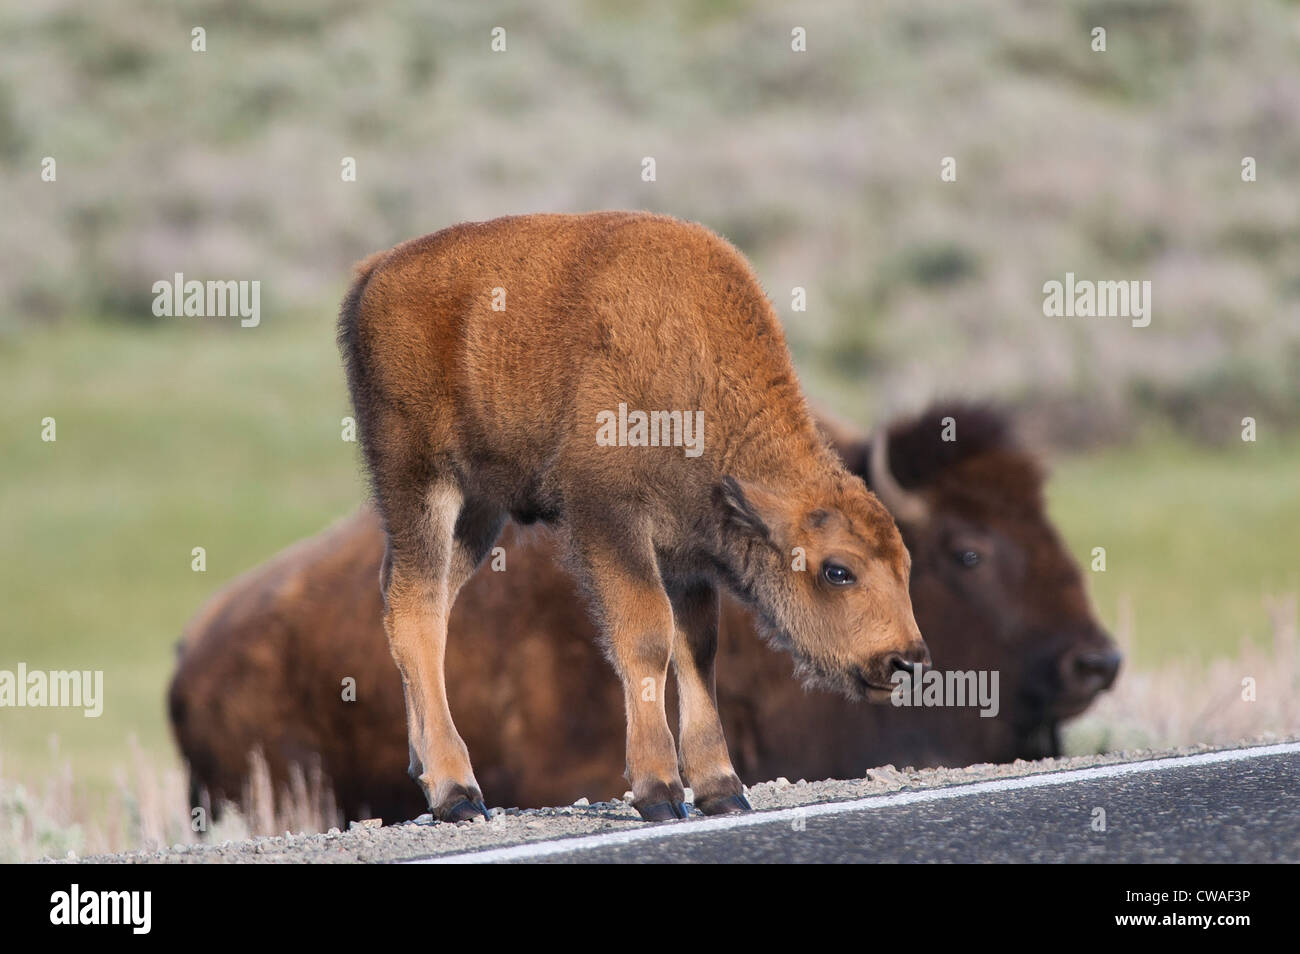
[833,403,1120,759]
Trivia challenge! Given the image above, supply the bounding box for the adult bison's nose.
[1060,647,1122,697]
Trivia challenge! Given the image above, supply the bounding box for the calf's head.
[842,403,1121,757]
[716,470,929,702]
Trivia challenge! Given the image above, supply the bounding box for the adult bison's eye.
[822,562,856,586]
[956,549,981,569]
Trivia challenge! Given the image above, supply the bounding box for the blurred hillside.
[2,0,1299,440]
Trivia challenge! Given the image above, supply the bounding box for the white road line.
[405,741,1300,864]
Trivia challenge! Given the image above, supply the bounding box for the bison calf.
[336,212,927,821]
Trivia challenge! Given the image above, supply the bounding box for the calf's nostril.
[888,652,925,677]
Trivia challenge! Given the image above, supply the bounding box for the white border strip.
[406,742,1300,864]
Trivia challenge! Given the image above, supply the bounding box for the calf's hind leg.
[380,482,505,822]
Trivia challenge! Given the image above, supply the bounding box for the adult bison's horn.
[869,429,930,525]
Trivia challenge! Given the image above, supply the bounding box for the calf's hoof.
[434,791,490,823]
[697,792,752,816]
[637,799,691,822]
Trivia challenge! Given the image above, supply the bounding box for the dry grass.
[1065,592,1300,754]
[0,740,341,863]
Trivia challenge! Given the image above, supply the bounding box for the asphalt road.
[420,745,1300,863]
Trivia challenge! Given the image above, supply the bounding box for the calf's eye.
[822,562,856,586]
[956,549,981,568]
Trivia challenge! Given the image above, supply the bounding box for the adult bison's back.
[337,212,925,821]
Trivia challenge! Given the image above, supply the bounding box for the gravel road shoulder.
[54,736,1296,864]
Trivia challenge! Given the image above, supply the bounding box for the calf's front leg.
[669,580,750,814]
[576,539,688,821]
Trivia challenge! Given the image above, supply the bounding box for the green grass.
[0,313,366,791]
[2,317,1297,794]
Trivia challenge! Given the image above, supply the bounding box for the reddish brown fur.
[169,404,1119,824]
[335,213,925,819]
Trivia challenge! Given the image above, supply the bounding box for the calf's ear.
[716,475,781,543]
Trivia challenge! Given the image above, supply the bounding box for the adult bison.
[168,403,1119,824]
